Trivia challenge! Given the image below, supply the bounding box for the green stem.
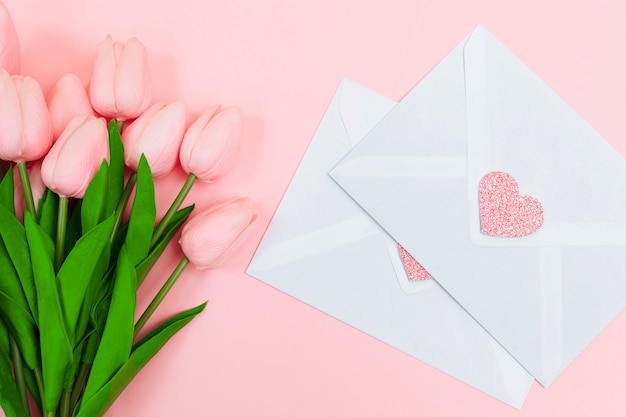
[34,367,46,416]
[9,336,30,416]
[115,119,124,133]
[17,161,37,221]
[69,362,89,411]
[151,174,196,247]
[55,196,69,271]
[110,173,137,247]
[46,411,55,417]
[59,390,70,417]
[134,256,189,337]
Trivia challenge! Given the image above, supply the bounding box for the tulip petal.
[122,102,187,177]
[0,70,22,160]
[18,76,53,161]
[179,198,255,270]
[0,2,20,74]
[122,103,163,171]
[207,214,257,269]
[41,116,109,198]
[179,104,221,174]
[195,108,240,181]
[47,73,94,139]
[90,36,118,118]
[133,102,186,177]
[180,106,240,182]
[114,38,151,119]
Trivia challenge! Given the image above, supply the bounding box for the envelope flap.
[250,80,396,274]
[464,26,626,248]
[338,79,396,147]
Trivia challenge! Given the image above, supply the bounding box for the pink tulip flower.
[0,1,20,74]
[47,73,94,140]
[122,101,187,177]
[179,197,256,270]
[0,70,53,162]
[41,115,108,198]
[13,161,45,221]
[179,106,241,183]
[89,35,151,120]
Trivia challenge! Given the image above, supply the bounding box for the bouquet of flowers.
[0,3,256,417]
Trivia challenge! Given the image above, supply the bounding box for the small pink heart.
[479,171,543,237]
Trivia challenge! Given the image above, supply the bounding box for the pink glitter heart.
[479,171,543,237]
[397,244,432,281]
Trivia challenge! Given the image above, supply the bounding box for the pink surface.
[3,0,626,415]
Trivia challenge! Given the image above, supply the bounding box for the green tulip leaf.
[58,215,114,344]
[0,314,32,416]
[0,239,31,322]
[0,166,15,214]
[0,239,39,370]
[82,160,109,233]
[64,200,83,257]
[24,213,73,410]
[89,275,113,339]
[125,155,156,267]
[106,120,124,217]
[0,204,37,322]
[0,332,29,417]
[80,331,101,368]
[37,189,59,242]
[0,314,8,357]
[109,223,128,265]
[74,264,111,354]
[82,245,135,403]
[131,302,207,352]
[0,291,39,371]
[136,205,194,287]
[75,302,206,417]
[152,204,195,249]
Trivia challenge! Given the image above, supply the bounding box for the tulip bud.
[41,115,108,198]
[0,1,20,74]
[179,106,241,183]
[122,101,187,177]
[179,197,256,270]
[89,35,151,120]
[47,73,94,140]
[0,70,53,162]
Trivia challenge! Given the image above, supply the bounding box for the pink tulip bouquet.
[0,3,255,417]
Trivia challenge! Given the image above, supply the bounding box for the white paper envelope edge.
[330,25,626,387]
[248,79,533,408]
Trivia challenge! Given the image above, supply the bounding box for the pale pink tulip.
[89,35,151,120]
[122,101,187,177]
[13,162,44,221]
[179,106,241,183]
[179,197,256,270]
[47,73,94,139]
[0,2,20,74]
[0,70,53,162]
[41,115,108,198]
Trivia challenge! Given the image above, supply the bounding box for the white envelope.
[247,79,533,408]
[330,25,626,388]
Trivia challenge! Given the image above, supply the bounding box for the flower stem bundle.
[0,3,255,417]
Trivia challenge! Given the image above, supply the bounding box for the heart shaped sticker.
[397,243,432,281]
[479,171,543,237]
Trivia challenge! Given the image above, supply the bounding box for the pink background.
[3,0,626,415]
